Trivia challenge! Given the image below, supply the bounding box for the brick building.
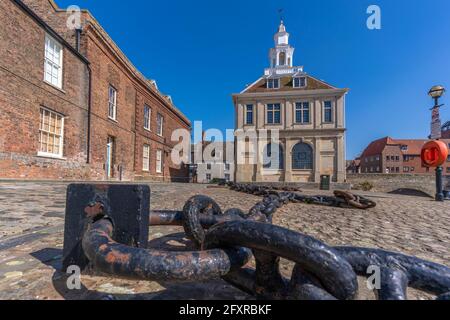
[0,0,191,181]
[346,158,361,174]
[442,121,450,139]
[359,137,450,175]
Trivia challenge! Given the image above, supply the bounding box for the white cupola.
[269,20,295,68]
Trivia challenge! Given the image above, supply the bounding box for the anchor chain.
[78,185,449,300]
[227,182,377,210]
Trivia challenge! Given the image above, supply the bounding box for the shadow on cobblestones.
[30,232,252,300]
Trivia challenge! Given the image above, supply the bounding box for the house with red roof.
[358,136,450,175]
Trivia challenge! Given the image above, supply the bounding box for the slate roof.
[242,74,336,93]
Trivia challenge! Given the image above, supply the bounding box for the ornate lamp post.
[428,85,446,201]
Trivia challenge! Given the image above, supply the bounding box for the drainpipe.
[86,65,92,164]
[75,27,82,52]
[76,27,92,164]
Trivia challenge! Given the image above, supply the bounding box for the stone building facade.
[233,21,347,184]
[0,0,191,181]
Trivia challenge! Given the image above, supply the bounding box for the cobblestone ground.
[0,182,448,300]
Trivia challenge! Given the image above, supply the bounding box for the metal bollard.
[62,184,150,272]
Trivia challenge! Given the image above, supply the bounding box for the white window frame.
[38,107,65,159]
[144,105,151,131]
[156,150,163,173]
[245,105,254,125]
[323,101,333,123]
[295,102,310,124]
[44,34,63,89]
[157,113,164,136]
[267,104,281,124]
[143,144,150,172]
[293,77,307,88]
[108,85,117,120]
[267,78,280,89]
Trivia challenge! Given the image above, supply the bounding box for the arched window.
[279,52,286,66]
[292,143,313,170]
[263,143,284,170]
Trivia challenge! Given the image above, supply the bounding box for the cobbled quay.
[0,182,448,300]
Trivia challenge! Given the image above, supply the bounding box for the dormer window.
[293,77,307,88]
[400,145,408,152]
[267,78,280,89]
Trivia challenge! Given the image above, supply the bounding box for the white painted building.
[233,21,348,184]
[190,142,235,183]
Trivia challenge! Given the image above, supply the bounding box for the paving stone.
[0,182,448,300]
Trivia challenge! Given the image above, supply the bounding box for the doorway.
[106,136,115,179]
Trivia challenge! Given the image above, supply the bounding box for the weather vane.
[278,8,284,22]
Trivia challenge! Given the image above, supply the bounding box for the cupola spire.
[269,20,295,68]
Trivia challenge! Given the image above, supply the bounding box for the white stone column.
[314,138,321,183]
[285,139,293,182]
[336,135,346,182]
[314,99,321,129]
[285,100,293,129]
[257,101,265,129]
[237,104,244,129]
[255,136,265,182]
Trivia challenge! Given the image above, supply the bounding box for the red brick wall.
[83,27,136,180]
[83,24,190,182]
[442,130,450,139]
[0,0,90,179]
[134,89,190,182]
[382,145,403,174]
[0,0,191,181]
[21,0,83,48]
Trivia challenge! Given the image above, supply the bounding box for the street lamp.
[428,85,446,201]
[429,85,446,103]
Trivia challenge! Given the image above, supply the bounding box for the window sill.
[43,81,66,94]
[144,128,152,132]
[37,153,67,161]
[108,117,118,123]
[262,169,284,174]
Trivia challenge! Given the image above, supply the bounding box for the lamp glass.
[429,86,445,98]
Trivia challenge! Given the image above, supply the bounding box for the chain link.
[81,184,450,300]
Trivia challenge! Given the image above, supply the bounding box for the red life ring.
[421,140,449,168]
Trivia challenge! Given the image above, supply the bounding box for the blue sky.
[57,0,450,159]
